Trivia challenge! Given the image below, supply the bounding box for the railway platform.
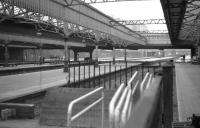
[175,63,200,121]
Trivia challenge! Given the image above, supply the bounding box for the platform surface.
[0,69,67,102]
[0,63,132,102]
[175,63,200,121]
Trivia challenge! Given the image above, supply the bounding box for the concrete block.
[0,103,35,119]
[0,108,16,120]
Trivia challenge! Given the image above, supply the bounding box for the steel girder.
[1,0,146,46]
[136,30,168,34]
[0,0,111,45]
[110,19,166,26]
[60,0,152,6]
[135,30,169,40]
[160,0,187,44]
[179,1,200,44]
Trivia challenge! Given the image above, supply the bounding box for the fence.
[67,61,161,89]
[66,61,174,128]
[67,87,104,128]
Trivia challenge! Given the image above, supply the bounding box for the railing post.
[84,63,85,85]
[69,61,71,86]
[115,66,117,89]
[79,61,81,88]
[131,66,133,76]
[162,62,174,128]
[120,66,122,84]
[125,61,127,85]
[102,89,105,128]
[99,65,101,87]
[74,66,76,85]
[104,65,106,88]
[109,61,111,89]
[142,63,144,79]
[89,63,91,88]
[94,63,96,88]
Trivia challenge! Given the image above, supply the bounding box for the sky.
[91,0,167,30]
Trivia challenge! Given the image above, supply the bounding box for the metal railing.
[67,87,104,128]
[109,83,126,128]
[68,61,140,88]
[109,71,140,128]
[124,76,163,128]
[66,59,164,89]
[140,72,153,93]
[109,71,154,128]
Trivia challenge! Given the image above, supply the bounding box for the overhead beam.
[110,19,166,26]
[61,0,152,6]
[126,44,193,50]
[136,30,168,34]
[9,0,146,46]
[0,32,85,47]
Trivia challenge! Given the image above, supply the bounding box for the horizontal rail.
[114,87,128,128]
[127,71,138,88]
[140,73,150,93]
[131,80,139,96]
[127,80,140,119]
[146,74,153,89]
[71,97,103,121]
[109,83,125,128]
[121,89,132,125]
[67,87,104,128]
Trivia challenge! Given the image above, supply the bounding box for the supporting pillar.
[64,38,69,72]
[124,48,127,62]
[144,50,147,57]
[89,51,93,61]
[33,49,37,65]
[74,51,78,61]
[161,49,165,57]
[39,44,43,65]
[113,47,115,64]
[4,41,9,67]
[198,44,200,61]
[191,47,196,60]
[95,45,98,67]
